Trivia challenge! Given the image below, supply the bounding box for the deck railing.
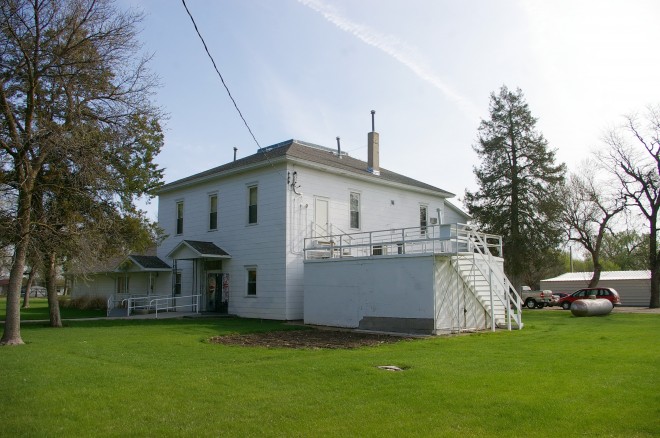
[303,223,522,331]
[303,223,502,260]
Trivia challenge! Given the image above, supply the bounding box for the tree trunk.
[46,252,62,328]
[1,171,35,345]
[588,256,602,288]
[649,203,659,310]
[21,269,36,309]
[651,269,660,308]
[649,216,659,308]
[1,252,26,345]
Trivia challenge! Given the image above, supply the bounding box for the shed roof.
[542,271,651,282]
[158,140,455,197]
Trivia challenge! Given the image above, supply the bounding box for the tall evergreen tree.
[465,86,566,290]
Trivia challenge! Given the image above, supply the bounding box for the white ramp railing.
[108,294,201,318]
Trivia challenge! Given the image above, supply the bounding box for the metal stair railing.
[461,230,523,330]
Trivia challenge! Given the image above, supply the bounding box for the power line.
[180,0,261,150]
[180,0,292,186]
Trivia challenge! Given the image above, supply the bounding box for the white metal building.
[539,271,651,307]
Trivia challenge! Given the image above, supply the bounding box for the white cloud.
[297,0,480,121]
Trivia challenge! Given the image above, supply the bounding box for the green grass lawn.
[1,312,658,437]
[0,297,105,321]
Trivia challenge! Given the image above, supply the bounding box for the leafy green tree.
[600,230,649,271]
[465,86,566,290]
[0,0,163,344]
[30,114,164,328]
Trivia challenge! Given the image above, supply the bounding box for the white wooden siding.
[71,273,170,300]
[157,166,288,320]
[284,162,468,320]
[157,158,468,321]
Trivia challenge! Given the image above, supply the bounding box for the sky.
[119,0,660,220]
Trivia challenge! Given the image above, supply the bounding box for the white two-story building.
[73,124,522,333]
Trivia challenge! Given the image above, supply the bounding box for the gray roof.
[183,240,231,257]
[128,255,171,271]
[68,248,169,275]
[159,140,454,196]
[167,240,231,260]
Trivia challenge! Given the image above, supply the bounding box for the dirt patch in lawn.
[209,329,409,349]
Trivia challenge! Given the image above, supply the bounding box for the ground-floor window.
[246,267,257,296]
[116,275,129,294]
[174,271,182,295]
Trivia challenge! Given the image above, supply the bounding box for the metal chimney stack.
[367,110,380,175]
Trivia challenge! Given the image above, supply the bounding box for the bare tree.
[600,106,660,308]
[0,0,163,344]
[561,165,625,287]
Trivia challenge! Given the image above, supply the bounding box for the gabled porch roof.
[114,255,171,273]
[167,240,231,260]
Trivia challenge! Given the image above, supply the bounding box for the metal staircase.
[451,230,523,330]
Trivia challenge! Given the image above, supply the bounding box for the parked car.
[549,292,569,307]
[558,287,621,310]
[520,286,554,309]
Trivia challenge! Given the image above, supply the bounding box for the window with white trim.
[350,192,360,229]
[116,275,129,294]
[246,267,257,296]
[248,186,258,224]
[209,194,218,230]
[176,201,184,235]
[174,271,182,295]
[420,205,428,235]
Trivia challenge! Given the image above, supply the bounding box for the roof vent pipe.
[336,136,342,158]
[368,110,380,175]
[233,147,238,161]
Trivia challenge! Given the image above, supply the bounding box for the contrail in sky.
[297,0,480,120]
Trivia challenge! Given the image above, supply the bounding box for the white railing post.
[489,268,495,332]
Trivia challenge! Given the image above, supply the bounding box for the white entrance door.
[314,198,329,237]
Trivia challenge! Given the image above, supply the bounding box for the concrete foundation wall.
[304,255,435,332]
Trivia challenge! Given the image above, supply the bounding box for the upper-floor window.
[350,192,360,229]
[209,194,218,230]
[248,186,258,224]
[420,205,428,235]
[176,201,184,235]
